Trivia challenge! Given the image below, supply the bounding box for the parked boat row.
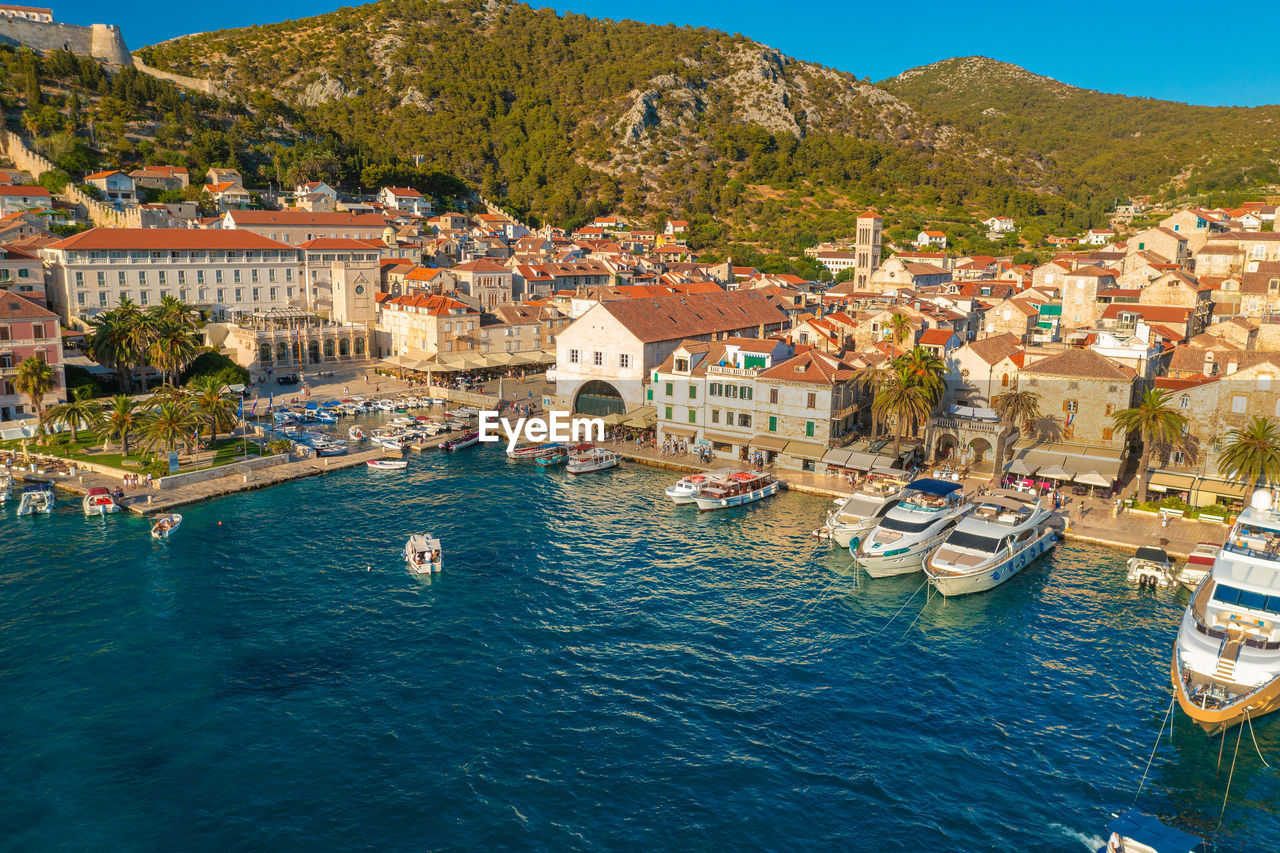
[815,473,907,548]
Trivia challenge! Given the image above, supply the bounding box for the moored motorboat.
[16,483,53,516]
[82,486,119,516]
[691,470,781,511]
[566,447,619,474]
[855,478,971,577]
[533,446,568,466]
[377,437,405,452]
[816,474,907,548]
[1126,546,1176,589]
[1096,809,1206,853]
[924,489,1058,596]
[665,469,732,504]
[150,513,182,539]
[508,442,563,460]
[1172,488,1280,734]
[348,426,365,441]
[366,459,408,470]
[312,440,347,457]
[441,431,480,452]
[405,533,443,574]
[1177,542,1220,592]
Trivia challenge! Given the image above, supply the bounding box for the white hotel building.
[42,229,302,324]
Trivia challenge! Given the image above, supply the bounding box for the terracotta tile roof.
[599,291,786,343]
[758,349,852,385]
[0,185,50,197]
[917,328,956,346]
[1099,303,1191,323]
[49,228,293,251]
[1064,265,1115,278]
[84,170,126,180]
[0,291,55,318]
[381,293,475,315]
[227,210,388,227]
[383,187,423,197]
[297,238,383,250]
[453,258,509,273]
[964,333,1024,366]
[1021,347,1134,380]
[856,211,882,219]
[1241,261,1280,294]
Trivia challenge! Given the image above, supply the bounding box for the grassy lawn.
[1,430,261,475]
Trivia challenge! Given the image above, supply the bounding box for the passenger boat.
[816,474,908,548]
[150,513,182,539]
[1172,488,1280,734]
[855,478,971,577]
[366,459,408,470]
[347,426,365,441]
[691,470,781,512]
[405,533,443,574]
[441,431,480,452]
[567,447,619,474]
[16,483,54,516]
[664,469,732,504]
[1096,809,1206,853]
[82,486,119,516]
[508,442,563,460]
[1126,546,1177,589]
[924,489,1058,596]
[533,446,568,466]
[1177,542,1220,592]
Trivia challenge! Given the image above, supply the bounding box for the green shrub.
[182,351,249,386]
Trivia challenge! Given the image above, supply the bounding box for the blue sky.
[61,0,1277,107]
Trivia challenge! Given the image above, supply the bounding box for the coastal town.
[2,2,1280,850]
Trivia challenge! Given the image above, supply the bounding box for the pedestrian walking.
[1077,499,1085,520]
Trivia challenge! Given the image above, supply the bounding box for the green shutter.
[647,389,653,401]
[665,382,673,396]
[689,385,697,399]
[805,421,814,437]
[665,406,672,420]
[688,410,697,424]
[769,416,777,432]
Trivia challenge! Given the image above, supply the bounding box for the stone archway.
[573,380,626,416]
[258,343,272,366]
[276,342,289,364]
[934,432,959,462]
[339,338,350,357]
[968,437,993,471]
[354,337,365,356]
[323,339,335,359]
[308,340,321,364]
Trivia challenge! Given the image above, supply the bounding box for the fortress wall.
[0,16,130,65]
[131,57,224,98]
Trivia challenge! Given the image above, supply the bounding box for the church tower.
[330,251,379,328]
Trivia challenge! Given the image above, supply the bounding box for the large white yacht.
[854,479,971,577]
[1172,488,1280,734]
[923,489,1058,596]
[818,475,907,549]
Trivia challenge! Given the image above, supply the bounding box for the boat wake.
[1049,824,1105,850]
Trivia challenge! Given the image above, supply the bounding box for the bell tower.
[330,252,379,328]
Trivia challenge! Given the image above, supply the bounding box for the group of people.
[121,472,152,490]
[660,438,690,457]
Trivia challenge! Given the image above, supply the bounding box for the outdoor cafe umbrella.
[1037,463,1075,481]
[1006,458,1037,476]
[1074,469,1112,496]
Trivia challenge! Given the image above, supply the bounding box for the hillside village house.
[452,258,513,308]
[223,210,392,245]
[916,230,947,249]
[84,170,136,205]
[0,292,64,423]
[128,165,189,191]
[205,181,252,210]
[0,184,51,216]
[982,216,1015,233]
[1127,227,1189,265]
[1239,262,1280,319]
[378,187,431,217]
[555,290,788,415]
[1201,232,1280,274]
[41,229,301,324]
[1060,266,1117,330]
[0,245,44,305]
[376,292,482,361]
[1161,209,1230,253]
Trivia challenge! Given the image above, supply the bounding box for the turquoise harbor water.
[2,445,1278,851]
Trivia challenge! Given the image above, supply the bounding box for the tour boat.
[366,459,408,470]
[508,442,563,460]
[1177,542,1220,592]
[691,470,781,512]
[816,475,908,549]
[1096,809,1206,853]
[1172,488,1280,734]
[441,431,480,452]
[347,426,365,441]
[566,447,619,474]
[1126,546,1177,589]
[855,478,972,577]
[923,489,1058,596]
[405,533,443,574]
[150,513,182,539]
[82,486,119,516]
[16,484,53,516]
[665,469,732,504]
[0,469,11,502]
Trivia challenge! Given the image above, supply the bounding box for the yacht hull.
[1172,651,1280,735]
[857,544,931,577]
[926,530,1057,597]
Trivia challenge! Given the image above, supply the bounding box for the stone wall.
[156,453,289,491]
[132,57,224,98]
[0,17,130,66]
[3,131,139,227]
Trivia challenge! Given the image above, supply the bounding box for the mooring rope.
[875,579,928,635]
[1133,694,1175,805]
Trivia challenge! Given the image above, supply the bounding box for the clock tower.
[330,253,379,328]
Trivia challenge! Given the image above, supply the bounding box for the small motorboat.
[348,426,365,441]
[17,483,54,516]
[533,446,568,466]
[567,447,619,474]
[1097,808,1206,852]
[82,486,120,516]
[312,440,347,457]
[441,431,480,452]
[1126,545,1176,589]
[377,437,405,452]
[150,513,182,539]
[366,459,408,470]
[1176,541,1219,591]
[665,471,723,505]
[508,442,563,460]
[405,533,443,574]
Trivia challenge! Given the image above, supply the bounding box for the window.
[664,406,673,420]
[138,271,147,286]
[738,413,751,427]
[96,271,105,287]
[1172,450,1186,466]
[665,382,673,397]
[710,382,721,397]
[216,289,225,303]
[807,392,817,409]
[711,409,720,424]
[269,269,276,283]
[252,288,261,302]
[689,385,697,400]
[688,410,697,424]
[742,386,752,401]
[1063,400,1078,413]
[234,288,243,303]
[269,287,277,301]
[805,420,815,438]
[177,270,186,285]
[1001,374,1009,387]
[215,271,223,285]
[770,388,779,404]
[674,357,689,372]
[1233,396,1247,413]
[139,291,149,306]
[76,291,85,306]
[619,354,630,369]
[1261,375,1273,391]
[285,269,293,282]
[1102,427,1113,441]
[251,269,259,284]
[98,292,107,307]
[1104,403,1115,416]
[30,323,43,339]
[569,349,579,364]
[769,415,777,432]
[1179,395,1190,409]
[726,385,738,399]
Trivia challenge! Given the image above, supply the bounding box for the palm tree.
[103,394,142,457]
[989,390,1041,485]
[151,295,199,330]
[138,398,198,455]
[1218,416,1280,490]
[852,362,889,440]
[44,386,103,444]
[148,319,200,386]
[13,355,55,435]
[1112,388,1187,504]
[873,364,933,462]
[86,299,153,391]
[187,376,238,441]
[893,346,946,408]
[885,313,913,360]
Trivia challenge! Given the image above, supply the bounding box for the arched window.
[276,342,289,363]
[339,338,350,357]
[323,339,335,358]
[1001,374,1009,387]
[354,337,365,355]
[258,343,271,365]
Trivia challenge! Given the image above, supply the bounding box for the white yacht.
[16,483,53,516]
[566,447,619,474]
[151,513,182,539]
[855,479,971,577]
[817,475,907,548]
[1126,546,1176,589]
[405,533,442,574]
[665,469,732,505]
[924,489,1058,596]
[1173,488,1280,734]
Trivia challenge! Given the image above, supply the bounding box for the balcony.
[707,364,758,378]
[932,414,1002,435]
